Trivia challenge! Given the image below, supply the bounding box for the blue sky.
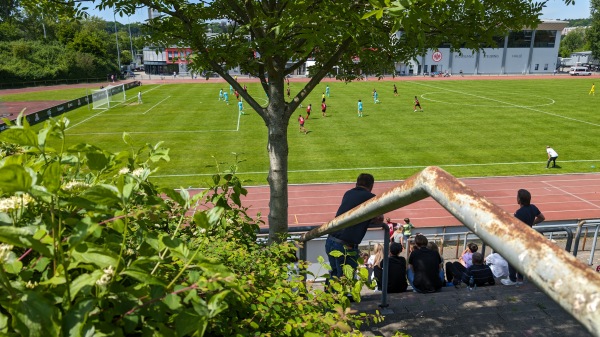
[90,1,592,24]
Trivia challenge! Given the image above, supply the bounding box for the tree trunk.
[265,83,290,243]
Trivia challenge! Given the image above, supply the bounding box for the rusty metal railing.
[298,166,600,336]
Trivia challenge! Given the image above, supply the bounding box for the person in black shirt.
[374,242,408,293]
[407,234,443,293]
[326,173,378,280]
[502,189,545,286]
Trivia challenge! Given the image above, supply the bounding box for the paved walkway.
[354,282,592,337]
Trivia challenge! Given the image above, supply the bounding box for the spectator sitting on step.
[373,242,408,293]
[445,242,478,285]
[427,241,446,284]
[485,253,509,279]
[368,243,384,291]
[460,252,495,287]
[407,234,443,293]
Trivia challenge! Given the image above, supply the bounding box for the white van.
[569,66,592,76]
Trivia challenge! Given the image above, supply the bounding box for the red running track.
[240,172,600,230]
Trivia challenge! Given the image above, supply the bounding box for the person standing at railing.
[325,173,379,282]
[502,189,545,286]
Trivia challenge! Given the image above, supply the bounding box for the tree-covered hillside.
[0,5,145,84]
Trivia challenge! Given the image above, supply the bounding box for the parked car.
[569,66,592,76]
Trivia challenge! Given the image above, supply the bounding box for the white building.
[397,20,568,76]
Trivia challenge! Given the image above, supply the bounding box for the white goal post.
[91,84,126,110]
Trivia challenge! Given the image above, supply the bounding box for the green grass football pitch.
[11,78,600,188]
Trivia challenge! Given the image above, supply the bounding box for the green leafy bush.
[0,115,381,336]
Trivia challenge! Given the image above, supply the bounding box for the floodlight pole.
[128,18,135,67]
[113,10,122,75]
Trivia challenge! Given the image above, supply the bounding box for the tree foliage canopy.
[589,0,600,61]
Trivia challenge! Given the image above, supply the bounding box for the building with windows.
[397,20,568,76]
[142,20,568,77]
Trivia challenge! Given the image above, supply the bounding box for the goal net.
[91,84,126,110]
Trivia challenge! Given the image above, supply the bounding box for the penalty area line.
[142,96,171,115]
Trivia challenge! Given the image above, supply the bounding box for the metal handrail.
[573,220,600,261]
[298,166,600,336]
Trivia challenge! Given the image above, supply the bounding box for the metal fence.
[298,166,600,336]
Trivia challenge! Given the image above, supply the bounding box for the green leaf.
[207,207,224,225]
[7,292,60,336]
[67,220,100,248]
[85,152,109,171]
[69,271,103,300]
[193,211,210,230]
[342,264,354,280]
[207,290,230,317]
[37,126,50,148]
[175,311,207,337]
[0,127,38,147]
[64,299,96,337]
[70,244,119,269]
[121,267,167,287]
[121,182,135,202]
[42,161,61,193]
[160,187,186,206]
[4,257,23,274]
[150,147,170,162]
[163,293,182,310]
[0,226,53,257]
[0,165,34,193]
[80,184,121,206]
[329,250,343,258]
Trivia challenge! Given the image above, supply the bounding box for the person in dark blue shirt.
[460,252,495,287]
[326,173,377,281]
[502,189,545,286]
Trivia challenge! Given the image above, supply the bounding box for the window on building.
[544,64,548,70]
[535,64,539,70]
[507,30,532,48]
[168,51,173,61]
[533,30,557,48]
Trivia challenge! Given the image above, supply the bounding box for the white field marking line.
[66,85,166,130]
[421,92,555,108]
[541,180,600,209]
[66,109,109,131]
[68,129,239,136]
[142,96,171,115]
[410,81,600,127]
[150,159,600,178]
